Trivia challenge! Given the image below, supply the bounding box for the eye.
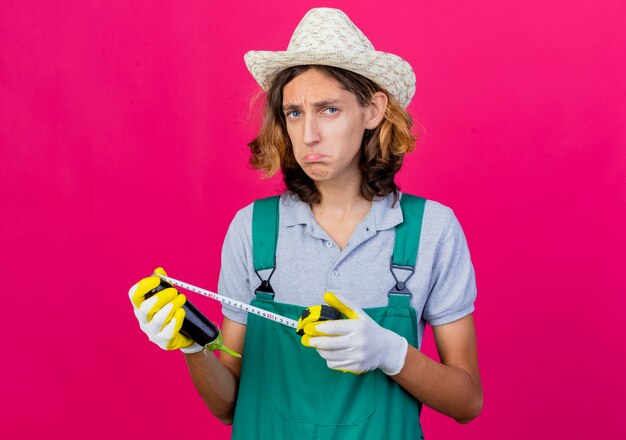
[286,111,301,119]
[324,107,338,114]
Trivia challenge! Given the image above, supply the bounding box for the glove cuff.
[380,334,408,376]
[180,342,204,354]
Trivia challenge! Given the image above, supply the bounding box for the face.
[281,68,372,184]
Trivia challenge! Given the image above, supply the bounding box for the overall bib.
[232,195,426,440]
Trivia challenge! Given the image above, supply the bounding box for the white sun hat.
[244,7,416,108]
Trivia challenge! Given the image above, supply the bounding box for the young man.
[129,8,482,438]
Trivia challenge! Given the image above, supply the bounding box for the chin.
[304,166,331,180]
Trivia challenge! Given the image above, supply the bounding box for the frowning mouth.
[303,153,327,163]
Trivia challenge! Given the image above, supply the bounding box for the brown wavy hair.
[248,65,418,205]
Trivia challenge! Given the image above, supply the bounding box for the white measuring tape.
[154,273,299,329]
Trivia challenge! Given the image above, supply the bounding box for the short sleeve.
[423,209,477,326]
[217,207,254,325]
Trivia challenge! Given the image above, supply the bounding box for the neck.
[314,169,368,214]
[310,171,372,249]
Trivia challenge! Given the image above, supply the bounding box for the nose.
[302,113,321,146]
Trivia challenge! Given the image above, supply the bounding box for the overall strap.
[389,194,426,299]
[252,195,281,296]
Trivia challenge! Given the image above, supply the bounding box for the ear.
[364,92,388,130]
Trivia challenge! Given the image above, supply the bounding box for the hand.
[128,267,203,353]
[299,292,408,375]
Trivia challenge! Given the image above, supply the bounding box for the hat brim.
[244,50,415,108]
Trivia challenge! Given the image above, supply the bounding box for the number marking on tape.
[154,273,299,329]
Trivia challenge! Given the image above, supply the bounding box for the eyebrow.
[282,99,343,112]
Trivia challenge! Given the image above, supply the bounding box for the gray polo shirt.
[218,191,476,348]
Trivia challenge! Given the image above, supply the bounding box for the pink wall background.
[2,1,625,438]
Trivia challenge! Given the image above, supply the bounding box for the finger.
[301,334,314,347]
[138,288,178,322]
[318,347,353,362]
[302,321,333,336]
[129,276,161,308]
[129,283,140,303]
[323,292,361,320]
[159,294,187,330]
[296,305,323,335]
[138,294,160,323]
[171,307,186,334]
[317,351,364,375]
[152,267,168,277]
[145,288,179,322]
[169,309,195,350]
[301,320,362,348]
[163,310,193,350]
[159,313,178,345]
[326,358,362,375]
[147,293,186,330]
[307,335,356,351]
[301,321,335,347]
[312,319,361,337]
[301,331,332,348]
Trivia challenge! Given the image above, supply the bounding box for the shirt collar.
[281,192,313,226]
[281,191,404,231]
[372,191,404,231]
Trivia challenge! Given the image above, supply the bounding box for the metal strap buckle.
[388,257,414,296]
[254,267,276,297]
